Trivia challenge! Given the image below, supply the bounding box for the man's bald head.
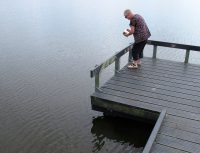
[124,9,134,20]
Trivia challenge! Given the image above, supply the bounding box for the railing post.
[95,72,100,92]
[184,49,190,63]
[128,48,132,62]
[153,45,157,59]
[115,57,120,75]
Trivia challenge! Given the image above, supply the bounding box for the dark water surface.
[1,0,200,153]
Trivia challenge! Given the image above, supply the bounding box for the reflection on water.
[91,116,154,153]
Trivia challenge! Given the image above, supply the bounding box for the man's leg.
[139,40,147,58]
[138,40,147,65]
[128,43,140,68]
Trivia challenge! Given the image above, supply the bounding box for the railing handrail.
[90,43,133,78]
[147,40,200,51]
[90,40,200,91]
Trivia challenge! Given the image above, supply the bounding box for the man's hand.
[123,26,134,37]
[123,32,130,37]
[128,26,135,34]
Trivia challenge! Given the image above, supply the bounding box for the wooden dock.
[90,40,200,153]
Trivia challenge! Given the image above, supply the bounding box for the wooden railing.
[142,109,167,153]
[147,40,200,62]
[90,40,200,91]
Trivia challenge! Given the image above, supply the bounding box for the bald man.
[123,9,151,68]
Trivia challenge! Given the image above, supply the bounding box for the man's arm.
[124,26,135,37]
[127,26,135,34]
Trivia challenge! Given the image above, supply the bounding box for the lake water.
[1,0,200,153]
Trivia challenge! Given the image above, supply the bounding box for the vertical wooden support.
[115,57,120,75]
[128,48,132,62]
[153,45,157,59]
[95,73,100,92]
[184,49,190,63]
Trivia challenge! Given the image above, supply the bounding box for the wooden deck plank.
[162,121,200,134]
[92,91,161,113]
[91,57,200,153]
[155,134,200,153]
[142,57,200,72]
[93,90,200,122]
[111,76,200,97]
[158,126,200,144]
[164,115,200,129]
[151,143,189,153]
[101,85,200,115]
[122,62,200,81]
[141,57,200,75]
[123,58,200,82]
[119,70,200,90]
[106,79,200,105]
[114,73,200,93]
[120,67,200,88]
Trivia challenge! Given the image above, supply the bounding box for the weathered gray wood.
[91,40,200,78]
[100,87,200,120]
[93,88,200,125]
[147,40,200,51]
[95,72,100,91]
[151,143,189,153]
[91,94,159,122]
[185,49,190,63]
[130,59,200,77]
[90,44,133,78]
[91,55,116,78]
[122,61,200,81]
[128,49,132,62]
[156,134,200,153]
[142,109,166,153]
[91,41,200,92]
[162,121,200,134]
[119,71,200,91]
[115,72,200,93]
[107,79,200,102]
[121,66,200,85]
[92,91,161,113]
[158,126,200,144]
[164,115,200,129]
[90,56,200,152]
[153,45,157,59]
[115,57,120,75]
[103,81,200,110]
[111,75,200,97]
[142,57,200,72]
